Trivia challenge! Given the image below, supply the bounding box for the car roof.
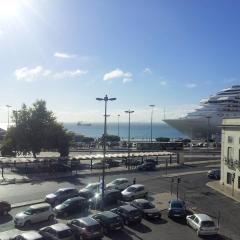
[77,217,99,226]
[130,184,144,188]
[30,203,51,209]
[50,223,71,232]
[97,211,118,218]
[133,199,149,204]
[119,204,138,211]
[57,187,76,191]
[170,199,184,204]
[194,214,213,222]
[65,196,86,202]
[21,231,43,240]
[113,178,128,181]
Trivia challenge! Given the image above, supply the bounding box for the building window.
[238,177,240,189]
[228,136,233,144]
[227,172,232,184]
[227,147,234,161]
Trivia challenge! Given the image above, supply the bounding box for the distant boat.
[77,121,92,126]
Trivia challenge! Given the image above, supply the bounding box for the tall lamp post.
[6,105,12,129]
[149,105,155,142]
[206,116,211,150]
[117,114,120,137]
[125,110,134,170]
[96,95,116,210]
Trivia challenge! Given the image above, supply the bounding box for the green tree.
[1,100,73,158]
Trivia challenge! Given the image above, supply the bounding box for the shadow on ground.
[0,214,13,224]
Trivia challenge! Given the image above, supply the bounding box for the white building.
[221,118,240,192]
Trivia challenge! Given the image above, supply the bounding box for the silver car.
[12,231,44,240]
[14,203,54,227]
[186,213,219,236]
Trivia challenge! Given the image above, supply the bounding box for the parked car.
[0,200,11,215]
[89,189,122,209]
[39,223,74,240]
[12,231,45,240]
[45,187,79,205]
[14,203,54,227]
[121,184,148,201]
[67,217,103,240]
[92,162,109,169]
[106,178,131,191]
[144,159,158,165]
[54,197,89,217]
[79,182,101,197]
[207,169,220,180]
[50,163,72,172]
[130,199,161,219]
[106,159,121,167]
[168,199,187,219]
[137,162,156,171]
[186,214,219,236]
[116,205,142,225]
[91,211,124,234]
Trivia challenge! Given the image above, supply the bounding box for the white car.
[12,231,44,240]
[14,203,54,227]
[121,184,148,201]
[186,213,219,236]
[106,178,131,191]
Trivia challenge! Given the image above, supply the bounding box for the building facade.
[221,118,240,192]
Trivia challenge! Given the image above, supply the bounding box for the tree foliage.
[1,100,73,157]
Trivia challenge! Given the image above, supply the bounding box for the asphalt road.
[1,161,239,239]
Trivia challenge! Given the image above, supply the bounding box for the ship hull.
[164,117,221,139]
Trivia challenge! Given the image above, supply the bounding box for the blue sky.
[0,0,240,126]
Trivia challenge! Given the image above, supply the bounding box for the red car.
[0,201,11,215]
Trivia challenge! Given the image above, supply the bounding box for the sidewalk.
[207,181,240,203]
[0,159,219,185]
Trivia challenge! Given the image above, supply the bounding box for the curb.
[11,199,45,209]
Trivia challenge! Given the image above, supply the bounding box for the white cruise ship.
[164,85,240,139]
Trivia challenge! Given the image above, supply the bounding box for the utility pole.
[177,177,181,199]
[149,105,155,142]
[117,114,120,137]
[6,105,12,129]
[125,110,134,170]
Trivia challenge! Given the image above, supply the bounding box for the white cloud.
[0,29,3,35]
[103,68,132,82]
[143,67,152,74]
[54,69,88,79]
[186,83,197,88]
[54,52,76,59]
[160,80,167,86]
[14,66,87,82]
[123,78,132,84]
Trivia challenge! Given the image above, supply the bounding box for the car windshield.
[171,202,183,208]
[63,200,72,206]
[87,225,101,232]
[201,221,215,227]
[55,190,63,196]
[112,179,121,184]
[126,187,136,192]
[141,202,155,209]
[58,229,72,238]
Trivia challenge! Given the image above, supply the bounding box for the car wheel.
[48,215,54,222]
[24,220,31,227]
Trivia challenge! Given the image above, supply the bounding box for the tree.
[1,100,73,158]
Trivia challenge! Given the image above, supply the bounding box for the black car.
[116,205,142,225]
[144,159,158,165]
[0,201,11,215]
[89,189,122,209]
[67,217,103,240]
[130,199,161,219]
[168,199,187,219]
[137,162,156,171]
[91,211,124,234]
[207,169,220,180]
[54,197,89,217]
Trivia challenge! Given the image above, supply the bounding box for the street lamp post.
[149,105,155,142]
[117,114,120,137]
[206,116,211,150]
[6,105,12,129]
[125,110,134,170]
[96,95,116,210]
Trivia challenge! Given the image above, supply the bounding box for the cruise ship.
[164,85,240,139]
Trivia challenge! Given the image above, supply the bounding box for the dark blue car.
[168,199,187,219]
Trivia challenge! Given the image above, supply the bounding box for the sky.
[0,0,240,126]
